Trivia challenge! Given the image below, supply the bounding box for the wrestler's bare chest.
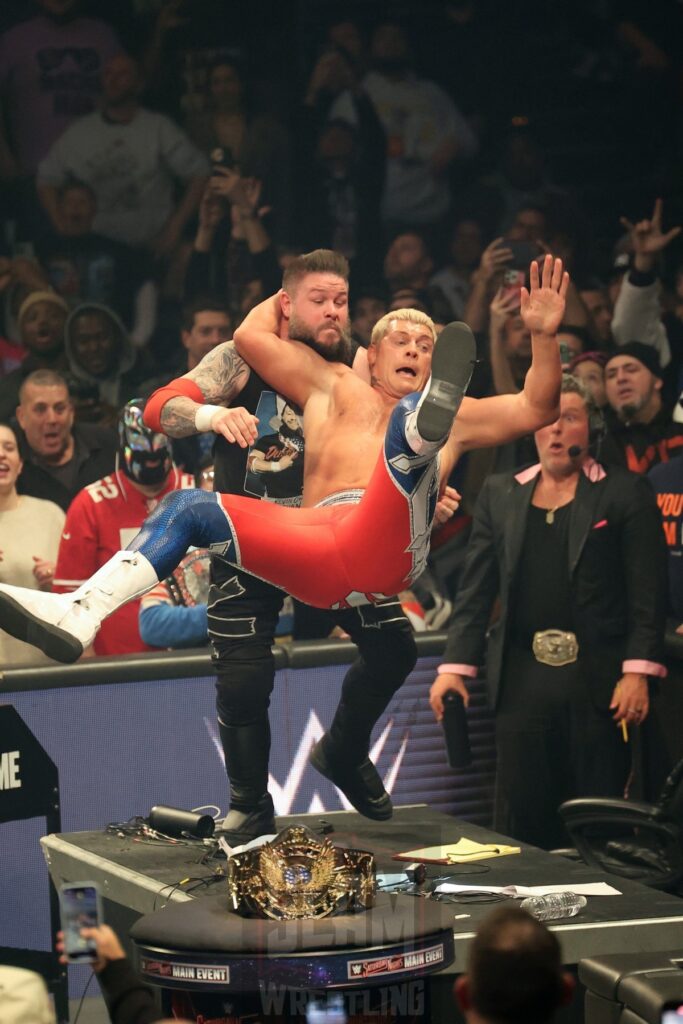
[301,377,392,507]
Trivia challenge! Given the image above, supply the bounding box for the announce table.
[40,804,683,970]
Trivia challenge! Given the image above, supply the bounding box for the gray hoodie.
[64,301,138,408]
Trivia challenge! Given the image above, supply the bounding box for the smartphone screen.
[306,994,347,1024]
[500,267,525,306]
[559,342,573,366]
[60,883,100,962]
[210,146,234,172]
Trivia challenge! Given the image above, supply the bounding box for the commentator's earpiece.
[588,404,606,445]
[568,405,605,460]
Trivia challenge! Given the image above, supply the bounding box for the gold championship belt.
[226,825,376,920]
[532,629,579,667]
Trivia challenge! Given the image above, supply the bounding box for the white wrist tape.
[194,404,223,433]
[270,461,282,472]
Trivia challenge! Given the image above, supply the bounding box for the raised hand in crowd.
[228,172,274,264]
[473,237,514,287]
[208,167,270,246]
[464,237,514,332]
[57,924,192,1024]
[240,176,271,222]
[208,165,248,206]
[195,183,227,253]
[144,0,191,83]
[56,926,126,974]
[0,255,50,295]
[304,48,357,107]
[489,285,520,333]
[229,176,271,239]
[620,197,682,274]
[199,184,226,233]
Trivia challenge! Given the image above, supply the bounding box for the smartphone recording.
[59,882,102,963]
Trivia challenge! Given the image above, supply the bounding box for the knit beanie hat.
[605,341,663,379]
[569,350,608,372]
[17,290,69,325]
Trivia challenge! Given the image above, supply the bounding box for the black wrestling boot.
[215,793,276,846]
[216,720,276,845]
[414,321,477,443]
[309,734,393,821]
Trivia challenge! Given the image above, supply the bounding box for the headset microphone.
[567,445,584,458]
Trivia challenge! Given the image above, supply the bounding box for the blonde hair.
[370,307,436,349]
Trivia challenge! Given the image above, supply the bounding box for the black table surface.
[41,805,683,967]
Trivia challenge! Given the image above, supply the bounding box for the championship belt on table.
[532,629,579,667]
[226,825,376,920]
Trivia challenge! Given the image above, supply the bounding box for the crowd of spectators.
[1,13,682,1017]
[0,0,682,664]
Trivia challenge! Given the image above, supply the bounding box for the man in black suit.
[430,376,668,849]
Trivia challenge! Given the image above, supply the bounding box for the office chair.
[558,758,683,892]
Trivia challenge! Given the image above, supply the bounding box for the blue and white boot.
[405,321,477,455]
[0,550,158,663]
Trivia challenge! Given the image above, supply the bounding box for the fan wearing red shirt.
[53,399,194,656]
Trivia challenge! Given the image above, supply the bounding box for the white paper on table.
[218,833,276,858]
[435,882,622,897]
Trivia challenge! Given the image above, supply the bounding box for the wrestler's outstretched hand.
[210,406,259,447]
[520,254,569,337]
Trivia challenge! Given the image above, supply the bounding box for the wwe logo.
[204,711,408,815]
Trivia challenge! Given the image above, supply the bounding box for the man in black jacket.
[430,375,668,849]
[14,368,117,511]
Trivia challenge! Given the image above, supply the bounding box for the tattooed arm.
[159,342,251,437]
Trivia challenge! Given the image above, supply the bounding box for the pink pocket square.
[592,519,608,529]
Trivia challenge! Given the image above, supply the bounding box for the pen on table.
[621,719,628,743]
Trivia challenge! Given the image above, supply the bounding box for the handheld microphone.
[442,692,472,769]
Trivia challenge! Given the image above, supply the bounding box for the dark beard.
[618,401,639,423]
[288,315,354,366]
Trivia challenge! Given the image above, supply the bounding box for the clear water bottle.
[519,892,587,922]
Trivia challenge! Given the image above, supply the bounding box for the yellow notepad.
[394,838,521,864]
